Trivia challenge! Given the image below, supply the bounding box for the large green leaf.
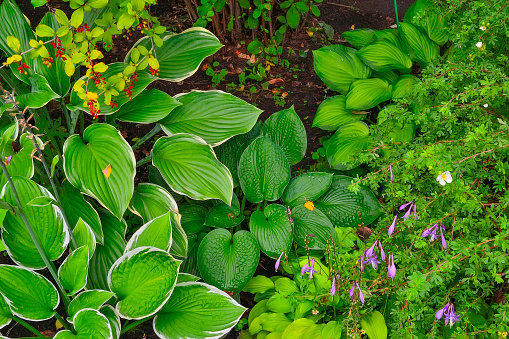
[249,204,292,258]
[1,177,68,269]
[134,27,222,82]
[0,133,36,189]
[392,74,419,99]
[168,211,188,259]
[340,29,376,49]
[87,210,126,290]
[198,229,259,294]
[0,265,59,320]
[399,22,439,67]
[67,290,115,321]
[73,218,97,259]
[159,90,262,146]
[357,40,413,72]
[58,245,90,296]
[53,309,113,339]
[404,0,431,24]
[180,232,206,276]
[261,106,307,166]
[180,204,208,235]
[238,136,290,204]
[17,74,59,109]
[152,134,233,205]
[360,311,388,339]
[60,182,103,243]
[282,172,333,208]
[125,212,173,252]
[282,318,321,339]
[315,175,383,228]
[109,247,181,319]
[374,29,403,49]
[63,123,136,219]
[323,121,370,170]
[313,45,371,94]
[291,205,335,250]
[154,282,246,339]
[313,95,364,131]
[345,78,392,111]
[204,193,244,228]
[100,305,121,339]
[112,89,182,123]
[0,294,12,330]
[129,183,178,222]
[421,9,448,45]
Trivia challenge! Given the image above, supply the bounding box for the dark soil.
[3,0,414,337]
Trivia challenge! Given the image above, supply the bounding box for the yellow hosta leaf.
[102,164,112,178]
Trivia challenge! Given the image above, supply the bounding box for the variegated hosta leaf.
[58,245,90,296]
[112,89,182,123]
[63,123,136,219]
[128,183,178,222]
[68,290,115,321]
[53,309,113,339]
[125,212,173,253]
[100,305,121,339]
[0,133,36,189]
[73,218,97,259]
[154,282,247,339]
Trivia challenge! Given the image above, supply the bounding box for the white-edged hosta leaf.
[0,265,59,321]
[340,29,376,49]
[60,182,103,243]
[125,212,173,253]
[345,78,392,110]
[112,89,182,123]
[159,90,262,146]
[313,95,364,131]
[291,205,335,250]
[68,290,115,321]
[108,247,181,320]
[53,308,113,339]
[0,177,68,269]
[315,175,383,228]
[154,282,247,339]
[128,183,178,222]
[281,172,333,208]
[0,133,36,189]
[17,74,59,109]
[323,122,370,170]
[176,273,201,284]
[125,27,222,82]
[249,204,292,258]
[100,305,121,339]
[399,22,439,67]
[58,245,90,296]
[169,211,188,259]
[261,106,306,166]
[63,123,136,219]
[313,45,371,94]
[87,210,126,290]
[152,134,233,205]
[0,294,12,329]
[356,40,413,72]
[238,136,290,204]
[73,218,97,259]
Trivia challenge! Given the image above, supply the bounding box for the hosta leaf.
[399,22,439,67]
[323,121,370,170]
[204,193,244,228]
[112,89,181,123]
[159,90,262,146]
[16,74,59,109]
[357,40,413,72]
[261,106,307,166]
[249,204,292,258]
[392,74,419,99]
[0,294,12,330]
[404,0,431,24]
[100,305,121,339]
[176,273,201,284]
[198,229,259,294]
[68,290,115,321]
[126,27,222,82]
[315,175,383,228]
[154,282,246,339]
[345,78,392,110]
[340,29,376,49]
[125,212,173,252]
[129,183,178,222]
[0,177,68,269]
[180,205,208,235]
[87,210,126,290]
[73,218,97,259]
[0,133,36,189]
[374,29,403,49]
[0,265,59,320]
[322,321,343,339]
[60,182,103,243]
[421,9,448,45]
[152,134,233,205]
[168,211,188,259]
[360,311,387,339]
[238,136,290,204]
[313,95,364,131]
[58,245,90,296]
[108,247,181,319]
[53,309,112,339]
[313,45,371,94]
[180,232,206,276]
[63,124,136,219]
[281,172,333,207]
[291,205,335,250]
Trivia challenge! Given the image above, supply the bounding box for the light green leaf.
[274,278,299,296]
[159,90,262,146]
[282,172,333,207]
[112,89,182,123]
[26,196,57,207]
[125,212,173,252]
[357,40,413,72]
[68,289,115,320]
[152,134,233,205]
[399,22,439,68]
[282,318,320,339]
[154,282,246,339]
[17,74,59,109]
[291,204,335,250]
[244,275,275,294]
[58,245,90,296]
[176,273,201,284]
[129,183,178,222]
[321,321,342,339]
[36,24,55,37]
[169,211,188,258]
[313,95,364,131]
[100,305,121,339]
[0,133,36,189]
[0,294,12,330]
[238,136,290,204]
[392,74,419,99]
[63,124,136,219]
[323,121,370,170]
[53,308,113,339]
[108,247,181,319]
[345,78,392,110]
[340,29,376,49]
[73,218,96,259]
[249,204,292,258]
[360,311,387,339]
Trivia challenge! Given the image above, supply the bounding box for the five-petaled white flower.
[479,26,486,31]
[436,171,453,186]
[483,103,489,108]
[475,41,483,48]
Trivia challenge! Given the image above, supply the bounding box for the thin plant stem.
[132,124,161,150]
[54,312,75,334]
[136,154,153,167]
[0,161,71,309]
[59,99,73,134]
[120,315,155,334]
[12,316,45,338]
[393,0,400,29]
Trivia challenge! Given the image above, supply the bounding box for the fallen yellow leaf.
[102,164,112,178]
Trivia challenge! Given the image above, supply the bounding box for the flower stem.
[12,316,45,338]
[120,315,155,335]
[132,124,161,150]
[60,98,73,134]
[136,154,153,167]
[393,0,400,29]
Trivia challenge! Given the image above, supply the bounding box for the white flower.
[475,41,483,48]
[436,171,453,186]
[483,103,489,108]
[479,26,486,31]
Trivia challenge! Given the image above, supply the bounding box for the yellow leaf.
[351,24,355,30]
[64,60,75,77]
[3,54,22,66]
[86,92,99,101]
[55,319,63,330]
[102,164,111,178]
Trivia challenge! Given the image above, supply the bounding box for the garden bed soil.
[2,0,414,337]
